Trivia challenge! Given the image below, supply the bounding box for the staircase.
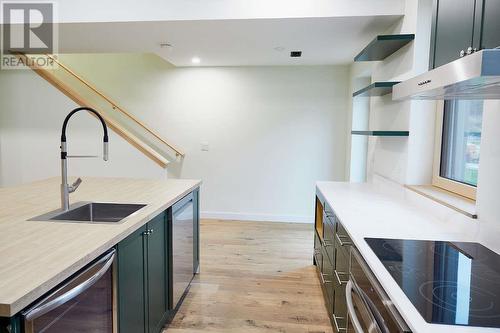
[17,53,183,167]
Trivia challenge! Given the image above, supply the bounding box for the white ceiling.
[53,0,405,23]
[59,15,403,67]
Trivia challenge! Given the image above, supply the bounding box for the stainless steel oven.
[347,248,411,333]
[22,249,116,333]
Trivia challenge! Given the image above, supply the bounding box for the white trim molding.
[201,211,313,224]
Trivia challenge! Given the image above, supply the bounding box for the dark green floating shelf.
[354,34,415,62]
[352,130,409,137]
[353,82,400,97]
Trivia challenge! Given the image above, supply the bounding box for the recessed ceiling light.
[191,57,201,64]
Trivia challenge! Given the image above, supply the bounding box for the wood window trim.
[432,100,477,201]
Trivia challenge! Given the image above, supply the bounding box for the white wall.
[0,69,166,186]
[0,55,349,222]
[349,75,371,182]
[476,100,500,228]
[346,0,435,185]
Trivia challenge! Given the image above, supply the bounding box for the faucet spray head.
[103,141,109,161]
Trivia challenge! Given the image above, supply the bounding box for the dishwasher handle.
[23,249,116,321]
[173,192,194,214]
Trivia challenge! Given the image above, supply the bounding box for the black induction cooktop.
[365,238,500,328]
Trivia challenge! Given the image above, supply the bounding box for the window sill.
[405,185,477,219]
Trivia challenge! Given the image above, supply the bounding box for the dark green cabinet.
[146,214,168,333]
[431,0,476,68]
[117,212,168,333]
[478,0,500,49]
[431,0,500,68]
[117,188,200,333]
[321,246,334,314]
[117,225,147,333]
[0,316,21,333]
[313,193,353,332]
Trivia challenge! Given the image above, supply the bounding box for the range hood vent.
[393,49,500,100]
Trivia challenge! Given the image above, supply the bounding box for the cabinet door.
[320,247,334,316]
[479,0,500,49]
[432,0,476,68]
[333,287,348,333]
[323,215,335,264]
[332,243,350,331]
[0,316,21,333]
[147,213,168,333]
[117,225,147,333]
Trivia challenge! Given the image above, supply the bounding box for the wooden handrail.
[44,54,184,157]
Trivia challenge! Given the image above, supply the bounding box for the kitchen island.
[0,177,201,332]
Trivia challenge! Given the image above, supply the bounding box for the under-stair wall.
[17,53,184,168]
[0,67,169,186]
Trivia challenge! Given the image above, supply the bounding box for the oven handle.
[350,248,411,332]
[23,249,116,321]
[359,288,390,333]
[346,279,383,333]
[346,280,364,333]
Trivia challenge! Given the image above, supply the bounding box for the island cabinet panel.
[117,225,148,333]
[117,212,169,333]
[147,213,169,333]
[0,316,21,333]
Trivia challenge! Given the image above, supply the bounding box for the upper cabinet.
[430,0,500,68]
[431,0,476,68]
[480,0,500,49]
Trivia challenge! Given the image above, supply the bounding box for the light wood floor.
[165,219,333,333]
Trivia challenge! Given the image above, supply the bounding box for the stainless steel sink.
[30,202,147,223]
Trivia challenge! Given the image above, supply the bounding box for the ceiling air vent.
[290,51,302,57]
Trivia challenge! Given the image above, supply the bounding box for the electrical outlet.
[201,142,209,151]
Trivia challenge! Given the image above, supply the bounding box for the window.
[433,100,483,200]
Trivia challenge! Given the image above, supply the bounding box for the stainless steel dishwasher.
[170,192,195,310]
[22,249,116,333]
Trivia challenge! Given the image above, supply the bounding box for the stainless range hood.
[393,49,500,100]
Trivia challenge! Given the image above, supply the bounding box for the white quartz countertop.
[0,177,201,317]
[316,180,500,333]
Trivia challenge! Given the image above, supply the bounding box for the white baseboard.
[201,211,313,224]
